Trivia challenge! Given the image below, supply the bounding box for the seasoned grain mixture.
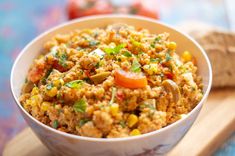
[20,24,203,138]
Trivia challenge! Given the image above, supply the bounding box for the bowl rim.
[10,14,212,142]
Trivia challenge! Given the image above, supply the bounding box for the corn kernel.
[53,79,64,88]
[30,95,42,106]
[31,87,39,95]
[143,64,159,75]
[167,41,177,51]
[41,102,51,111]
[46,87,58,97]
[127,114,138,128]
[130,129,141,136]
[110,103,119,116]
[45,54,54,64]
[182,51,192,62]
[24,99,31,109]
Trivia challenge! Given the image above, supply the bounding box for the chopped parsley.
[65,80,83,89]
[46,83,54,90]
[150,36,162,48]
[140,103,156,110]
[104,43,126,55]
[119,120,126,128]
[154,36,161,42]
[73,99,87,113]
[42,68,53,84]
[79,118,90,127]
[89,40,100,46]
[58,53,68,67]
[165,53,172,62]
[122,51,132,57]
[131,59,141,72]
[51,48,68,68]
[150,58,160,63]
[52,120,59,129]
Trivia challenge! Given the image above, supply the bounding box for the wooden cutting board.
[3,88,235,156]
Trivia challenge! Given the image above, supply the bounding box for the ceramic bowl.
[11,15,212,156]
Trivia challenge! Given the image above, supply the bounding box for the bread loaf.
[178,22,235,88]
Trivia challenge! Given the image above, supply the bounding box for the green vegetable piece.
[123,51,132,57]
[109,87,117,105]
[52,120,59,129]
[104,43,126,55]
[65,80,83,89]
[73,99,87,113]
[90,72,111,84]
[131,59,141,72]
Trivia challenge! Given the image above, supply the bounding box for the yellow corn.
[130,129,141,136]
[167,41,177,51]
[53,79,64,88]
[182,51,192,62]
[31,87,39,95]
[127,114,138,128]
[46,87,58,97]
[41,102,51,111]
[30,95,42,106]
[110,103,119,116]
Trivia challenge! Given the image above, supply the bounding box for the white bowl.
[11,15,212,156]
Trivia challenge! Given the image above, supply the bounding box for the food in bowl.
[19,23,203,138]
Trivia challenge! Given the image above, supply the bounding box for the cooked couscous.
[20,24,203,138]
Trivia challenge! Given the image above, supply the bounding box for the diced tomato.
[116,91,125,101]
[67,0,113,19]
[28,59,45,83]
[114,70,148,89]
[164,72,174,80]
[52,60,67,72]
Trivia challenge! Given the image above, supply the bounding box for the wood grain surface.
[3,89,235,156]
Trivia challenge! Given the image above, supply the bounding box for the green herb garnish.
[79,118,90,127]
[65,80,83,89]
[104,43,126,55]
[165,53,172,62]
[46,83,54,90]
[131,59,141,72]
[42,68,53,84]
[59,53,68,67]
[89,40,100,46]
[119,120,126,128]
[140,104,156,110]
[52,120,59,129]
[73,99,87,113]
[109,87,117,105]
[150,58,160,63]
[123,51,132,57]
[154,36,161,42]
